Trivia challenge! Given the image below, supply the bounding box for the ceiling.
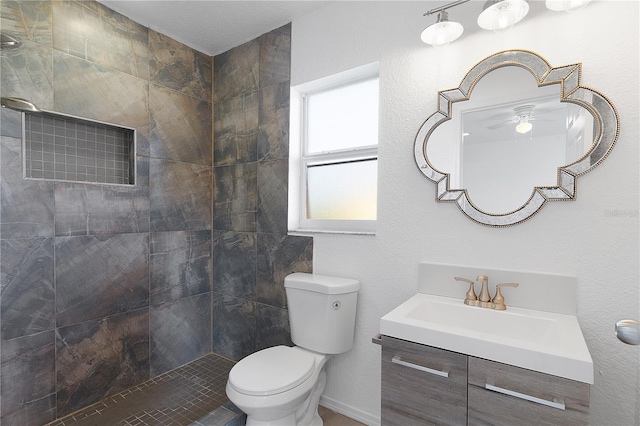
[96,1,552,57]
[97,0,332,56]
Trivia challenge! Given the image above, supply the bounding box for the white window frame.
[289,63,379,234]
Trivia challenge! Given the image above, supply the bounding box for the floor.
[318,407,366,426]
[46,353,365,426]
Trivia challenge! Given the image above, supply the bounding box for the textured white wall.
[291,1,639,425]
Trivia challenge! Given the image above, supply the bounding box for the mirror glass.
[426,66,595,213]
[414,50,619,227]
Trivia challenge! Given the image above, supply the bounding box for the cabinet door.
[468,357,589,426]
[381,336,467,426]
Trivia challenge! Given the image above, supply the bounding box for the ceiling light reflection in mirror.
[426,66,595,214]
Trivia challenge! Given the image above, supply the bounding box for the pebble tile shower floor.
[46,353,244,426]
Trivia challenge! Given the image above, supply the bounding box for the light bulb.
[516,121,533,134]
[478,0,530,32]
[493,7,516,32]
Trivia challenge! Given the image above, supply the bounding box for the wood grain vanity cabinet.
[381,336,467,425]
[381,336,590,426]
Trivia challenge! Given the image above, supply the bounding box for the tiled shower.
[0,1,312,424]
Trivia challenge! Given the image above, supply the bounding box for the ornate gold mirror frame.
[414,50,620,227]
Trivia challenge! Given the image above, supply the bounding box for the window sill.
[288,229,376,237]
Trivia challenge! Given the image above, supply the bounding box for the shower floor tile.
[46,353,240,426]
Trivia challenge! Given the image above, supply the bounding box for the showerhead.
[1,97,41,112]
[1,33,22,50]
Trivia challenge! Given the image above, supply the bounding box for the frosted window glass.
[306,79,379,153]
[306,159,377,220]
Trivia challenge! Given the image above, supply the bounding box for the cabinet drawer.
[381,336,467,426]
[468,357,589,425]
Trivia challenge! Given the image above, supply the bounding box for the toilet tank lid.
[284,273,360,294]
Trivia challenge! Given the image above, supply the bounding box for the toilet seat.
[228,346,316,396]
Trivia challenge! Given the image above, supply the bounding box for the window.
[289,64,379,233]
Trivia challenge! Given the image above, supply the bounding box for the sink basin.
[408,297,561,346]
[380,294,593,383]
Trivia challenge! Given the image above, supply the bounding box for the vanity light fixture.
[421,0,591,47]
[477,0,530,32]
[421,0,530,46]
[422,0,469,47]
[421,10,464,47]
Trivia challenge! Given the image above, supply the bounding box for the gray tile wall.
[212,24,313,361]
[1,2,309,424]
[0,0,212,423]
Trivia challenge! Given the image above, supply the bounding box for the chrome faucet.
[454,275,519,310]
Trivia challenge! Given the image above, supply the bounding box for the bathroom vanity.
[381,335,589,425]
[379,264,593,426]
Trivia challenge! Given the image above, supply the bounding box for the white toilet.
[225,272,360,426]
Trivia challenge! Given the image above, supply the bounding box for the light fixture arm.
[424,0,472,16]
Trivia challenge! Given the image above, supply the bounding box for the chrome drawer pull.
[485,384,566,410]
[391,356,449,378]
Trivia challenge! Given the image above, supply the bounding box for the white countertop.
[380,293,593,384]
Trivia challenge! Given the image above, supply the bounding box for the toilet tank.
[285,273,360,354]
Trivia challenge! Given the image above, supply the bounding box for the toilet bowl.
[225,273,360,426]
[226,346,329,426]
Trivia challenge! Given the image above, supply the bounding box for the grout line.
[46,353,235,426]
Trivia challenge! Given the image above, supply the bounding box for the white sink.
[380,294,593,383]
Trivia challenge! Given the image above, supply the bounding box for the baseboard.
[319,395,380,426]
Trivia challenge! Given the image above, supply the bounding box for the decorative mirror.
[414,50,619,227]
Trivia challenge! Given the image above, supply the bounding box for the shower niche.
[22,111,136,185]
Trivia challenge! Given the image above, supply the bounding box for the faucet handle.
[492,283,519,310]
[454,277,479,306]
